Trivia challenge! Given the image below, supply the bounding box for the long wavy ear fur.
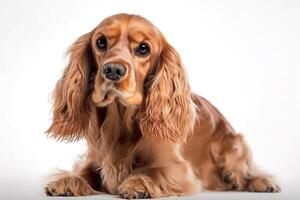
[46,32,95,141]
[138,40,196,142]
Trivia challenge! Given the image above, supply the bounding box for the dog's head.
[47,14,195,142]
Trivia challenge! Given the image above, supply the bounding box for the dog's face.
[90,14,162,107]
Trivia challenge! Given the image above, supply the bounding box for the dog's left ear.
[138,40,196,142]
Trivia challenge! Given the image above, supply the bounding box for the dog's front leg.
[117,142,201,198]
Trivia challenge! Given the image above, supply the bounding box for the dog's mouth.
[91,83,142,107]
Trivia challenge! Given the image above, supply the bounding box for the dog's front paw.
[118,175,159,199]
[45,178,74,196]
[246,177,281,193]
[45,175,97,196]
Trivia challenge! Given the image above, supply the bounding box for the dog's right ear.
[47,31,96,141]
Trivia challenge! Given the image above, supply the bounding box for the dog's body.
[45,14,280,198]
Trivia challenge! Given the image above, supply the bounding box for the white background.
[0,0,299,199]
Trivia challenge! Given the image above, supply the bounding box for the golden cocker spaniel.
[45,13,280,198]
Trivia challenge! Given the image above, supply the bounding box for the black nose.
[103,63,127,81]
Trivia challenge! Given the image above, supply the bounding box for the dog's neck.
[95,99,141,147]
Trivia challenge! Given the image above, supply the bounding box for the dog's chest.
[96,104,142,194]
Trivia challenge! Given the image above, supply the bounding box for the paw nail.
[224,172,232,183]
[267,187,274,192]
[135,192,150,199]
[66,190,73,196]
[45,188,53,196]
[137,192,145,198]
[232,183,239,190]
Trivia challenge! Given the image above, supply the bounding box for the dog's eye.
[136,43,150,56]
[96,36,107,50]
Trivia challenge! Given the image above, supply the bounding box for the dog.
[45,13,280,198]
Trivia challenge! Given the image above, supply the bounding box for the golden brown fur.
[45,14,280,198]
